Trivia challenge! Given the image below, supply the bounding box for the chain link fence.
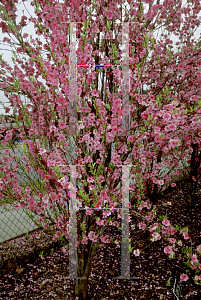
[0,133,78,243]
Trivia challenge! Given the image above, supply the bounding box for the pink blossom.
[91,236,98,242]
[163,112,171,121]
[99,175,105,183]
[138,222,146,230]
[103,210,111,217]
[14,203,21,209]
[92,90,99,97]
[54,231,60,239]
[38,217,44,223]
[147,204,151,209]
[169,238,176,244]
[196,245,201,253]
[28,199,36,208]
[21,156,27,162]
[5,133,12,140]
[100,235,110,243]
[158,179,164,186]
[113,221,119,227]
[162,219,170,226]
[183,232,190,240]
[127,132,136,143]
[37,170,44,175]
[51,194,58,201]
[137,81,142,89]
[167,67,173,73]
[162,226,170,235]
[111,155,121,165]
[149,223,159,233]
[141,111,149,119]
[164,245,173,255]
[152,232,161,240]
[49,203,54,210]
[88,231,94,240]
[4,149,10,155]
[85,209,93,216]
[43,202,48,209]
[190,261,197,269]
[170,123,176,130]
[87,231,97,242]
[169,139,178,147]
[180,274,189,282]
[36,207,43,215]
[58,121,66,129]
[81,235,88,245]
[39,148,47,155]
[191,254,199,264]
[140,49,146,58]
[61,246,67,254]
[171,183,176,187]
[113,69,121,79]
[170,227,177,235]
[58,176,67,185]
[138,201,146,211]
[152,177,158,184]
[87,176,94,183]
[55,3,63,11]
[25,186,31,193]
[88,184,95,191]
[96,218,104,226]
[133,249,140,256]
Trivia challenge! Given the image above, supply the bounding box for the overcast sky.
[0,0,201,115]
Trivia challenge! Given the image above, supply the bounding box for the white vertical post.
[69,22,77,136]
[122,23,130,136]
[68,165,86,279]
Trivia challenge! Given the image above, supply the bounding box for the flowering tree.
[0,0,201,298]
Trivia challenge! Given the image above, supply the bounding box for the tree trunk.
[187,143,201,211]
[74,238,101,299]
[74,277,89,300]
[145,150,163,206]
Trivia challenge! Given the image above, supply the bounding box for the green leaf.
[83,20,89,30]
[137,172,141,179]
[108,162,115,169]
[166,278,172,286]
[105,103,111,110]
[107,21,111,30]
[144,35,149,43]
[81,223,86,230]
